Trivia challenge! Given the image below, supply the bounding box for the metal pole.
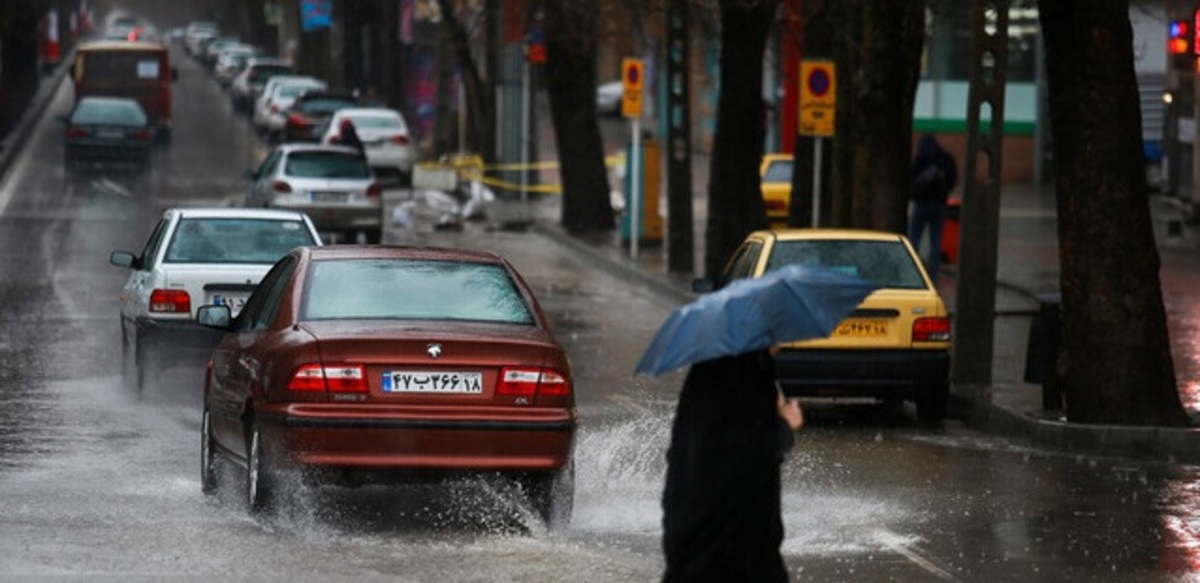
[811,138,822,227]
[631,118,642,259]
[520,55,530,209]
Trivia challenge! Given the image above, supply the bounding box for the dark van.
[72,40,176,144]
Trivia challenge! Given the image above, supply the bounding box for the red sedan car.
[197,245,575,525]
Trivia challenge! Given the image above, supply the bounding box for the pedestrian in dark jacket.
[337,118,365,154]
[908,133,958,283]
[662,349,803,582]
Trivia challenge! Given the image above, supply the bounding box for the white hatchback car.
[253,76,326,137]
[110,208,323,391]
[319,107,415,185]
[244,143,382,243]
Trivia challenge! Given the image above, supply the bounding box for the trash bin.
[1023,293,1063,411]
[941,197,961,264]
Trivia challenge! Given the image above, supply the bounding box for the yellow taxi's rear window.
[765,239,926,289]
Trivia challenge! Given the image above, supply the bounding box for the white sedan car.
[109,207,323,391]
[319,107,415,185]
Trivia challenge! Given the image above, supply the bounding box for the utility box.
[620,138,664,245]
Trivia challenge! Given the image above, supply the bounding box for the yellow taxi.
[715,228,952,421]
[760,153,794,224]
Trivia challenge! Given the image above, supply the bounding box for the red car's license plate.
[382,371,483,394]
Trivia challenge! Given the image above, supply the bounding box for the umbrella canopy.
[635,264,879,375]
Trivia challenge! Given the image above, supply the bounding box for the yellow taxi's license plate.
[834,319,889,337]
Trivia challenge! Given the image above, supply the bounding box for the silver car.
[244,144,382,243]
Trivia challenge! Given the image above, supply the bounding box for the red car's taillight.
[287,364,368,393]
[913,316,951,342]
[149,289,190,314]
[366,182,382,197]
[272,181,293,194]
[67,126,90,138]
[496,367,571,396]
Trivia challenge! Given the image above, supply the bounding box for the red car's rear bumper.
[261,404,575,472]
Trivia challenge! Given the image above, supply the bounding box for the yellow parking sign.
[622,58,644,118]
[799,60,836,137]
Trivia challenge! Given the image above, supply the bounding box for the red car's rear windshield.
[302,259,535,324]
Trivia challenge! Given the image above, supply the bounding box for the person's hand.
[777,389,803,430]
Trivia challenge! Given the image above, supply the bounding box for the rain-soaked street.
[4,42,1200,582]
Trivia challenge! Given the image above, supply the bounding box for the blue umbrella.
[635,264,879,375]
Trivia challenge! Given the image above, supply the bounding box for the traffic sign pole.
[622,58,645,259]
[799,60,836,228]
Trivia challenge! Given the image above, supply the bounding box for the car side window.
[138,219,169,270]
[236,257,294,332]
[257,150,281,179]
[719,242,762,288]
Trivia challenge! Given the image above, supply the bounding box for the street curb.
[0,54,74,185]
[531,222,697,306]
[531,220,1200,466]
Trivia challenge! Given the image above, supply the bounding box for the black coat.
[911,133,958,203]
[662,351,793,583]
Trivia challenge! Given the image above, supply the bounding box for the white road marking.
[607,393,651,416]
[871,527,959,581]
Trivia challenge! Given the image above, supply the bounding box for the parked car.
[709,229,952,421]
[213,45,261,88]
[230,58,294,113]
[183,22,218,57]
[318,107,415,185]
[282,90,359,142]
[253,76,327,138]
[196,244,576,525]
[109,208,323,391]
[244,144,382,243]
[596,80,623,116]
[62,96,154,178]
[202,37,242,68]
[760,153,793,224]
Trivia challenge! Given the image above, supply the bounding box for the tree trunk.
[437,0,495,162]
[544,0,614,235]
[1039,0,1189,426]
[830,0,924,231]
[702,0,777,277]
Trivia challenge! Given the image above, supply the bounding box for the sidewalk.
[519,179,1200,465]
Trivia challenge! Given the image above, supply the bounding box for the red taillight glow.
[287,113,310,126]
[67,126,90,138]
[390,135,410,146]
[913,317,951,342]
[366,183,382,197]
[497,367,571,396]
[272,181,293,194]
[287,364,368,393]
[149,289,190,314]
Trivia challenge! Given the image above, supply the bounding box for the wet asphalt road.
[2,44,1200,581]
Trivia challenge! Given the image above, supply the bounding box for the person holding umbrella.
[636,264,878,581]
[661,349,802,582]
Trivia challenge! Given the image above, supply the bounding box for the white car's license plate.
[96,129,124,139]
[209,293,247,316]
[382,371,484,394]
[312,191,348,202]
